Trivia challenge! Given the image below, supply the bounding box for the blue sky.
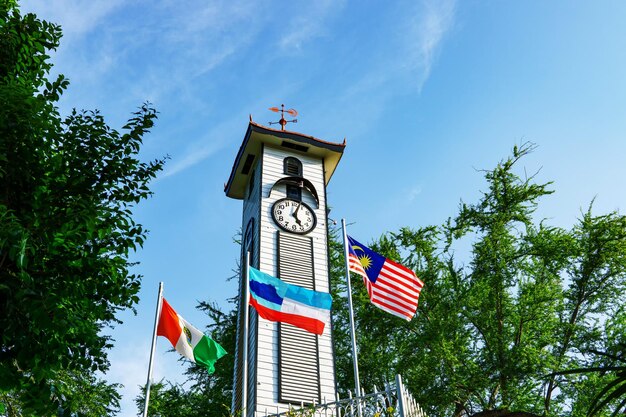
[21,1,626,415]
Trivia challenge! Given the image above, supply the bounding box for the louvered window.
[283,157,302,176]
[277,232,320,404]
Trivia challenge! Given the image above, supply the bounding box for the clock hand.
[293,202,302,226]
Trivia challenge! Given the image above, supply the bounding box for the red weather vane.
[268,104,298,131]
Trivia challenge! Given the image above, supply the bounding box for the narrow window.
[244,218,255,267]
[286,184,302,201]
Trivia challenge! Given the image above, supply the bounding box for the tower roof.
[225,122,345,200]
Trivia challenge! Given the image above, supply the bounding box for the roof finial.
[268,104,298,131]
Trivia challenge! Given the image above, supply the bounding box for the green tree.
[135,381,200,417]
[0,1,165,414]
[543,208,626,416]
[331,144,626,417]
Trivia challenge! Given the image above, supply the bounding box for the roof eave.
[225,122,345,200]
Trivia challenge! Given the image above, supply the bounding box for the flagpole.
[142,281,163,417]
[341,219,362,417]
[242,251,251,417]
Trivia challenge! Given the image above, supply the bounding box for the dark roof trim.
[224,123,256,195]
[249,122,346,153]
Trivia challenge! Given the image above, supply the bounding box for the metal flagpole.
[242,251,251,417]
[341,219,362,417]
[142,281,163,417]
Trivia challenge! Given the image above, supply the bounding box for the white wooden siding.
[233,164,262,417]
[254,145,336,416]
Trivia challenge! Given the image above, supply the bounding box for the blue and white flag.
[248,267,332,335]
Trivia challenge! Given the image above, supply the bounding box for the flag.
[157,298,227,373]
[248,267,332,335]
[347,235,424,321]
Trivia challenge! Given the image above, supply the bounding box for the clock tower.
[225,118,345,416]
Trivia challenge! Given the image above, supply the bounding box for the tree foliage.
[330,144,626,417]
[0,371,123,417]
[0,2,165,414]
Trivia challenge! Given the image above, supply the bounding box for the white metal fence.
[261,375,427,417]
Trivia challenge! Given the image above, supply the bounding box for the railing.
[261,375,427,417]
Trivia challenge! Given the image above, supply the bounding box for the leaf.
[0,5,165,413]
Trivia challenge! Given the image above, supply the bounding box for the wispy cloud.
[157,0,260,78]
[407,184,423,202]
[23,0,124,41]
[160,135,226,180]
[308,0,457,138]
[277,0,345,51]
[403,0,457,91]
[24,0,269,109]
[22,1,125,85]
[337,0,456,97]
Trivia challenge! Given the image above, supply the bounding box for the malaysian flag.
[347,235,423,321]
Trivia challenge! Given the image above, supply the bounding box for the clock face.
[271,198,317,235]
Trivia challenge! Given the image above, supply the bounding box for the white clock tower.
[225,114,345,416]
